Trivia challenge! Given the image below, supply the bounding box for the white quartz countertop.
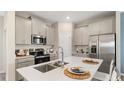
[17,56,103,81]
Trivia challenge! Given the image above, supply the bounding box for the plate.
[68,67,88,75]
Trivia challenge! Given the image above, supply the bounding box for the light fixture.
[66,16,70,20]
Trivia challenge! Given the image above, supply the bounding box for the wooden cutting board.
[83,60,99,65]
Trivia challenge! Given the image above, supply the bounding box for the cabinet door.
[24,18,31,44]
[16,16,25,44]
[73,28,79,45]
[46,26,55,45]
[82,27,89,45]
[16,16,31,44]
[32,17,40,35]
[99,18,114,34]
[32,17,46,36]
[74,28,83,45]
[39,22,46,36]
[74,27,89,45]
[89,22,100,35]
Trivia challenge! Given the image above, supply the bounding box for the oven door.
[35,56,50,64]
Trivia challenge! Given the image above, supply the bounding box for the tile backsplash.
[72,45,89,54]
[15,45,52,50]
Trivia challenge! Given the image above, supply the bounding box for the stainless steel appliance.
[31,34,46,45]
[89,34,116,73]
[29,48,50,64]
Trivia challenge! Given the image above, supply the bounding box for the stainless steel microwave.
[31,34,46,45]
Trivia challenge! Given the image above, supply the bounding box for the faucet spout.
[58,46,64,66]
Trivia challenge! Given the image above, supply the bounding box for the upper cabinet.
[89,17,115,35]
[73,26,89,45]
[89,21,100,35]
[31,17,47,36]
[99,17,115,34]
[15,15,54,45]
[46,25,55,45]
[16,16,31,44]
[73,28,82,45]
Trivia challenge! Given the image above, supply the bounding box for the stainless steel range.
[29,48,50,64]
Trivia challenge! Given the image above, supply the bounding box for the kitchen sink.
[34,64,57,73]
[51,61,69,67]
[34,61,69,73]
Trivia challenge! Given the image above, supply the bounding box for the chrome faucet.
[59,46,64,66]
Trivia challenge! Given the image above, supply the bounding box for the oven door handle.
[35,56,46,59]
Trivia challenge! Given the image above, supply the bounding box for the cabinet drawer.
[16,58,34,63]
[16,61,34,68]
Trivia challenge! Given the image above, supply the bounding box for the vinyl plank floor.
[121,76,124,81]
[91,78,101,81]
[0,73,5,81]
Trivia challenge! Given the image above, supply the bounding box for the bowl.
[68,67,88,75]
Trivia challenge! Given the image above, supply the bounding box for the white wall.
[5,11,15,80]
[116,12,121,73]
[0,16,3,73]
[58,23,73,57]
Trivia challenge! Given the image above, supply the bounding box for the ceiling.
[18,11,115,23]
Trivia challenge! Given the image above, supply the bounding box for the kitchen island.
[17,56,103,81]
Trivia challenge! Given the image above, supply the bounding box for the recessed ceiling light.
[66,16,70,19]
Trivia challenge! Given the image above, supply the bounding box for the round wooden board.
[83,60,99,65]
[64,68,91,80]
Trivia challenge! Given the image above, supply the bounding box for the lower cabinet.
[16,57,34,81]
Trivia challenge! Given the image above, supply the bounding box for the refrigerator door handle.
[97,36,99,59]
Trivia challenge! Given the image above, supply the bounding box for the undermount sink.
[51,61,69,67]
[34,61,69,73]
[34,64,57,73]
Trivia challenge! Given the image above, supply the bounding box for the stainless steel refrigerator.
[89,34,116,73]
